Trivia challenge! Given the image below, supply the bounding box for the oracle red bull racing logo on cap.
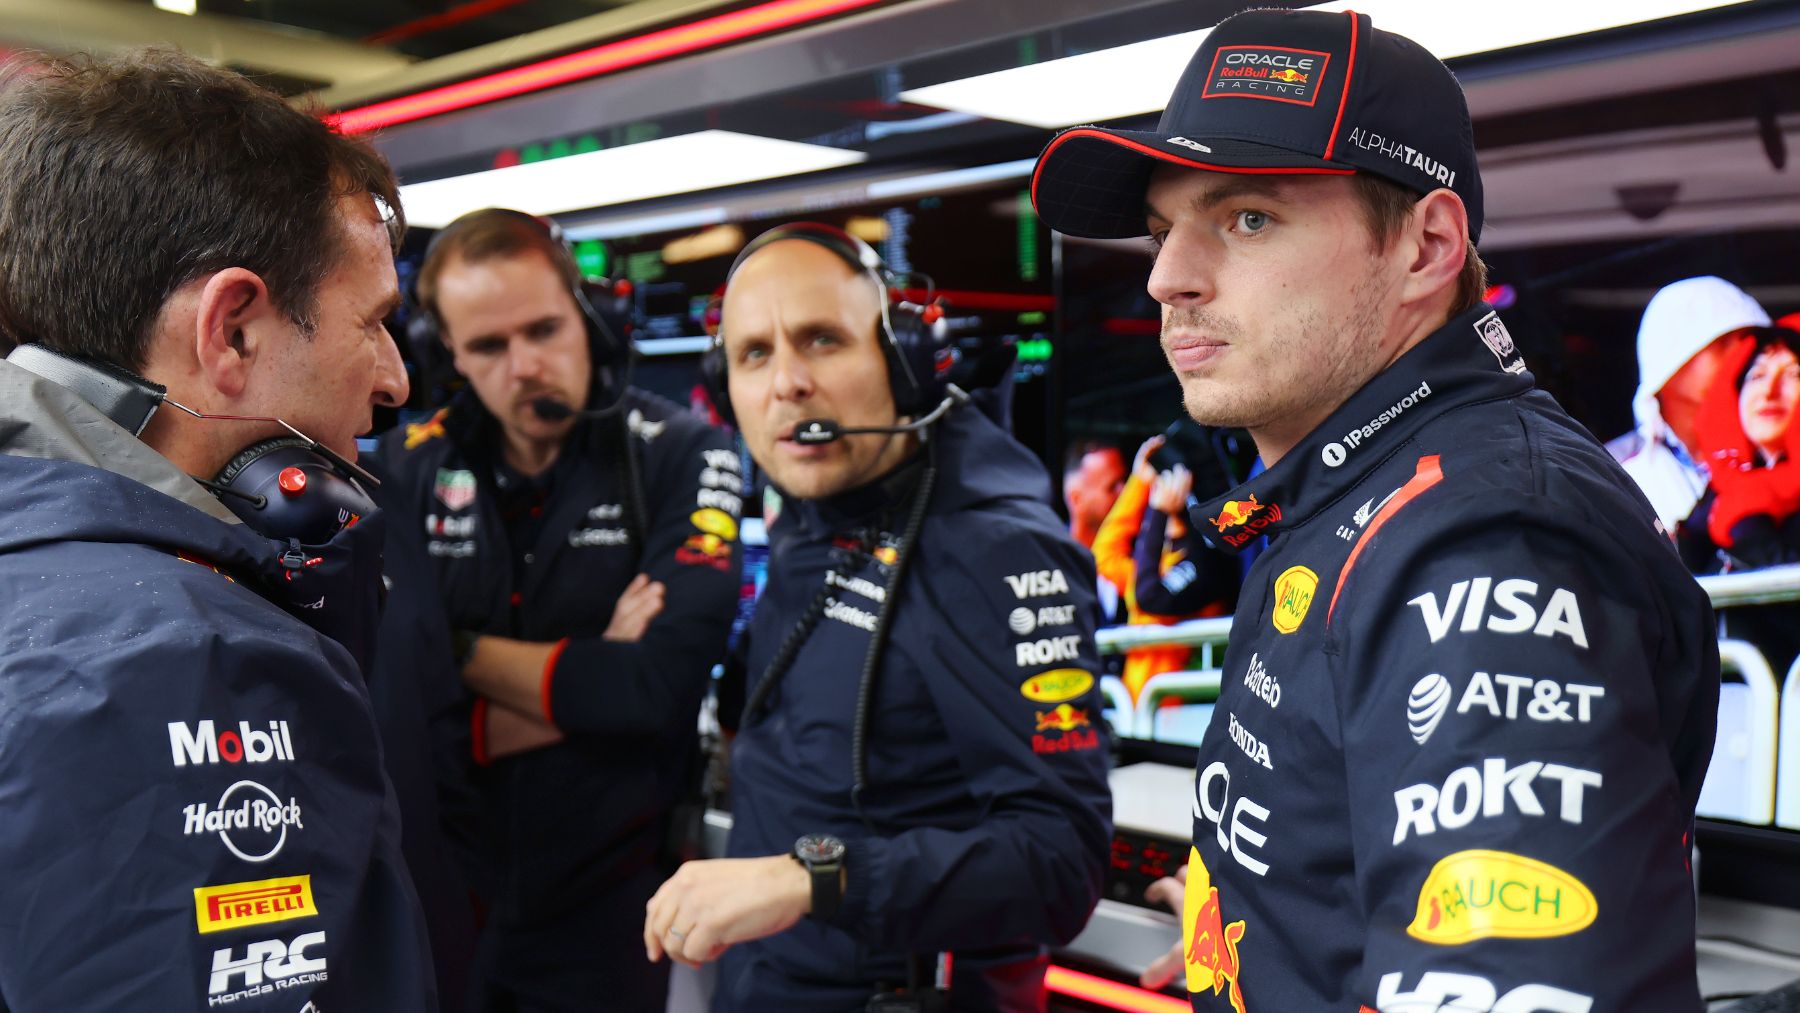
[1205,45,1329,106]
[1182,848,1248,1013]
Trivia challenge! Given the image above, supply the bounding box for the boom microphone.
[792,387,968,445]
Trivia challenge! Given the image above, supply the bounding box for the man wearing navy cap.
[1035,8,1718,1011]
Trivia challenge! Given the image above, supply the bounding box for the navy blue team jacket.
[0,360,436,1010]
[375,387,741,1003]
[719,406,1114,1011]
[1179,306,1718,1013]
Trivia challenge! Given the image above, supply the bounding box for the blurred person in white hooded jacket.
[1607,275,1770,531]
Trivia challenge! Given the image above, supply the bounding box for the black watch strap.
[793,834,845,922]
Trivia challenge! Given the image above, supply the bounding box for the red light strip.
[1046,965,1190,1013]
[330,0,889,133]
[893,288,1055,313]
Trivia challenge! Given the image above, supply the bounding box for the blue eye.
[1234,211,1270,233]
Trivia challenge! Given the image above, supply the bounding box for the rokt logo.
[170,720,294,767]
[1392,759,1602,845]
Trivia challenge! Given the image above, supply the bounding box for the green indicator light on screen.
[1017,311,1047,326]
[1017,338,1053,362]
[520,143,546,164]
[574,240,609,280]
[574,135,602,155]
[547,138,574,160]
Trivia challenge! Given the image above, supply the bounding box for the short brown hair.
[0,49,401,372]
[415,209,580,327]
[1349,173,1488,316]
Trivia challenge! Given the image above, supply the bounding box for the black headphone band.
[409,208,630,414]
[215,436,313,488]
[708,222,938,418]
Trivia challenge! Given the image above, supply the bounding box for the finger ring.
[667,926,688,940]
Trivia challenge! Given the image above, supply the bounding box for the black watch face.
[795,834,846,864]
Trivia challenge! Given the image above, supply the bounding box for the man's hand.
[1140,864,1187,990]
[1132,434,1166,485]
[643,856,812,969]
[605,573,665,641]
[1150,464,1193,516]
[459,574,665,716]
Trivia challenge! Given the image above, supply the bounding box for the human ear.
[191,268,277,398]
[1398,189,1469,310]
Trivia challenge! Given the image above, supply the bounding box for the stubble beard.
[1168,266,1389,436]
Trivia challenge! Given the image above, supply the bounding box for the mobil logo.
[170,720,295,767]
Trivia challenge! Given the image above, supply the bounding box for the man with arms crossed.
[380,208,741,1011]
[0,51,432,1008]
[1034,9,1718,1011]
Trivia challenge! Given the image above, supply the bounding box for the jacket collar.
[1193,304,1531,552]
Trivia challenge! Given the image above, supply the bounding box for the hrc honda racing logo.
[208,931,327,1006]
[1376,971,1593,1012]
[185,780,305,863]
[170,720,295,767]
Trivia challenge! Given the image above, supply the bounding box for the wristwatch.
[792,833,846,922]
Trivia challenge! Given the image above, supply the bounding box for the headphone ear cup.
[700,339,736,429]
[575,284,633,414]
[882,304,951,417]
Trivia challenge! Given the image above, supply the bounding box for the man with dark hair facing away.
[0,50,433,1008]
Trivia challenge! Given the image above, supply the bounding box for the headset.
[700,222,952,429]
[7,342,374,545]
[407,208,633,416]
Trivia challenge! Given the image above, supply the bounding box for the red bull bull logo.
[1034,704,1089,732]
[1211,495,1282,547]
[405,408,450,450]
[676,532,732,570]
[1211,495,1262,531]
[1270,69,1308,84]
[1183,849,1248,1012]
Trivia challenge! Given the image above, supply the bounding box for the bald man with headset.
[643,223,1112,1012]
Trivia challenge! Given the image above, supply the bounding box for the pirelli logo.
[194,875,317,934]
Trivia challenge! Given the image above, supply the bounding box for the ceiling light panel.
[398,130,866,228]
